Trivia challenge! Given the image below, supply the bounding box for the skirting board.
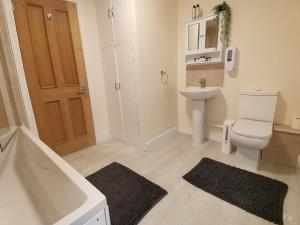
[95,129,111,144]
[178,125,223,143]
[143,127,178,150]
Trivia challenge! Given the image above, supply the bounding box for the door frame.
[1,0,38,135]
[0,0,97,139]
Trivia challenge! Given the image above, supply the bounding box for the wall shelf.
[185,49,221,56]
[186,60,224,66]
[274,124,300,136]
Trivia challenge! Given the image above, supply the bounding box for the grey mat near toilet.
[86,162,167,225]
[183,158,288,225]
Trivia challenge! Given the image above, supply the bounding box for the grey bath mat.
[183,158,288,225]
[86,162,167,225]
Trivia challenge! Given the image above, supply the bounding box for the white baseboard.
[95,129,111,144]
[143,127,178,150]
[208,127,223,143]
[178,126,192,135]
[178,125,223,143]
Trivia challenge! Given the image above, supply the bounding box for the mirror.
[205,19,219,49]
[188,23,199,52]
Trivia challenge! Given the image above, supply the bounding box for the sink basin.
[180,86,220,146]
[180,87,220,100]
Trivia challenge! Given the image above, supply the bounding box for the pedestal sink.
[180,87,220,146]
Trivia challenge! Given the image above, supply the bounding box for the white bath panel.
[84,210,107,225]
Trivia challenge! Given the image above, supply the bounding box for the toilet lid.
[232,119,273,139]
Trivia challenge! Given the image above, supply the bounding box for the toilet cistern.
[230,90,279,171]
[180,86,220,145]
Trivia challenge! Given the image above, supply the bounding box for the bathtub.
[0,126,111,225]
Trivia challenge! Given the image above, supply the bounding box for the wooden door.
[13,0,96,155]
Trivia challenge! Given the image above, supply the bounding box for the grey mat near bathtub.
[183,158,288,225]
[86,162,167,225]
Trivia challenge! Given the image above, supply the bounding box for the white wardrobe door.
[96,0,115,48]
[101,47,123,139]
[115,45,139,144]
[111,0,135,45]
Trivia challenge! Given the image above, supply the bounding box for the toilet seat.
[232,119,273,139]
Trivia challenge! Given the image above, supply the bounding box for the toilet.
[231,90,278,171]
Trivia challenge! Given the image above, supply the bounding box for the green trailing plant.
[212,1,232,44]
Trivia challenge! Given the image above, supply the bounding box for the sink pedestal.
[193,100,205,146]
[179,86,220,146]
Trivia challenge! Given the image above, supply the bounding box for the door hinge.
[46,12,53,20]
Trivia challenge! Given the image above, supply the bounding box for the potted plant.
[212,1,232,43]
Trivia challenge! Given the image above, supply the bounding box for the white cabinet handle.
[160,71,168,85]
[107,7,114,19]
[111,7,114,17]
[115,82,121,90]
[107,8,111,19]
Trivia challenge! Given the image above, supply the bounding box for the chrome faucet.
[199,78,206,88]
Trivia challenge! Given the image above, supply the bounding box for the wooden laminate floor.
[64,134,300,225]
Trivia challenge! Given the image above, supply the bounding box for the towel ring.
[160,70,168,85]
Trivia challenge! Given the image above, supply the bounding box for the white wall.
[178,0,300,134]
[135,0,178,142]
[5,0,300,146]
[0,45,15,128]
[76,0,110,142]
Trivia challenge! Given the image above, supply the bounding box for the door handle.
[78,85,89,97]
